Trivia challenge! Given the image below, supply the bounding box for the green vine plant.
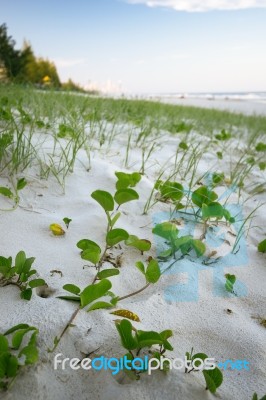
[0,177,27,211]
[149,178,235,227]
[48,171,157,351]
[77,171,142,278]
[185,347,223,394]
[148,177,237,255]
[0,324,39,391]
[51,257,161,352]
[114,318,173,380]
[0,251,46,300]
[152,221,206,261]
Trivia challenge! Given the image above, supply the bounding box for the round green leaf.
[88,301,113,311]
[63,284,81,295]
[29,279,46,288]
[202,202,224,220]
[80,279,112,308]
[145,259,161,284]
[114,188,139,206]
[203,367,223,393]
[91,190,114,212]
[192,186,218,208]
[97,269,120,280]
[106,228,129,246]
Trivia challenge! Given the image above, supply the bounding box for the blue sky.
[1,0,266,93]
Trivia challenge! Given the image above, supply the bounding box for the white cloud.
[125,0,266,12]
[53,58,85,68]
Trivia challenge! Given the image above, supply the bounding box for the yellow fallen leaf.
[111,309,140,322]
[50,223,65,236]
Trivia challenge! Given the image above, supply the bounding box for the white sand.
[0,105,266,400]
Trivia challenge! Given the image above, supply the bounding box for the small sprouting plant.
[155,179,184,209]
[155,179,184,202]
[0,251,46,300]
[0,324,39,391]
[185,348,223,394]
[0,178,27,211]
[115,318,173,379]
[224,273,236,294]
[153,221,206,260]
[215,129,231,141]
[77,173,141,275]
[115,171,141,190]
[63,217,72,229]
[191,185,235,224]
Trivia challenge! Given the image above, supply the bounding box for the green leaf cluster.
[135,258,161,284]
[59,278,118,311]
[153,222,206,259]
[115,319,173,352]
[0,251,46,300]
[0,324,39,390]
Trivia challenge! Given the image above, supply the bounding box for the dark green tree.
[0,23,23,79]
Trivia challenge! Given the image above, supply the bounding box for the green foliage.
[63,217,72,229]
[0,178,27,210]
[59,279,114,311]
[215,129,231,141]
[153,222,206,259]
[203,368,223,393]
[106,228,129,246]
[115,319,173,378]
[91,190,114,212]
[115,319,173,351]
[135,258,161,284]
[0,251,46,300]
[77,239,101,265]
[225,273,236,293]
[115,171,141,190]
[202,202,224,220]
[185,348,223,393]
[114,188,139,206]
[0,24,24,80]
[0,324,39,390]
[155,180,184,202]
[192,186,218,208]
[191,186,235,223]
[258,239,266,253]
[0,25,60,85]
[97,269,120,280]
[125,235,151,254]
[255,142,266,152]
[212,172,225,186]
[252,393,266,400]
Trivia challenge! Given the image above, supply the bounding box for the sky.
[1,0,266,93]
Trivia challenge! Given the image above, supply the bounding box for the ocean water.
[153,92,266,103]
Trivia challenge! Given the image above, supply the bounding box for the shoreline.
[134,95,266,116]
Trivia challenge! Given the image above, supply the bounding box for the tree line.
[0,23,88,92]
